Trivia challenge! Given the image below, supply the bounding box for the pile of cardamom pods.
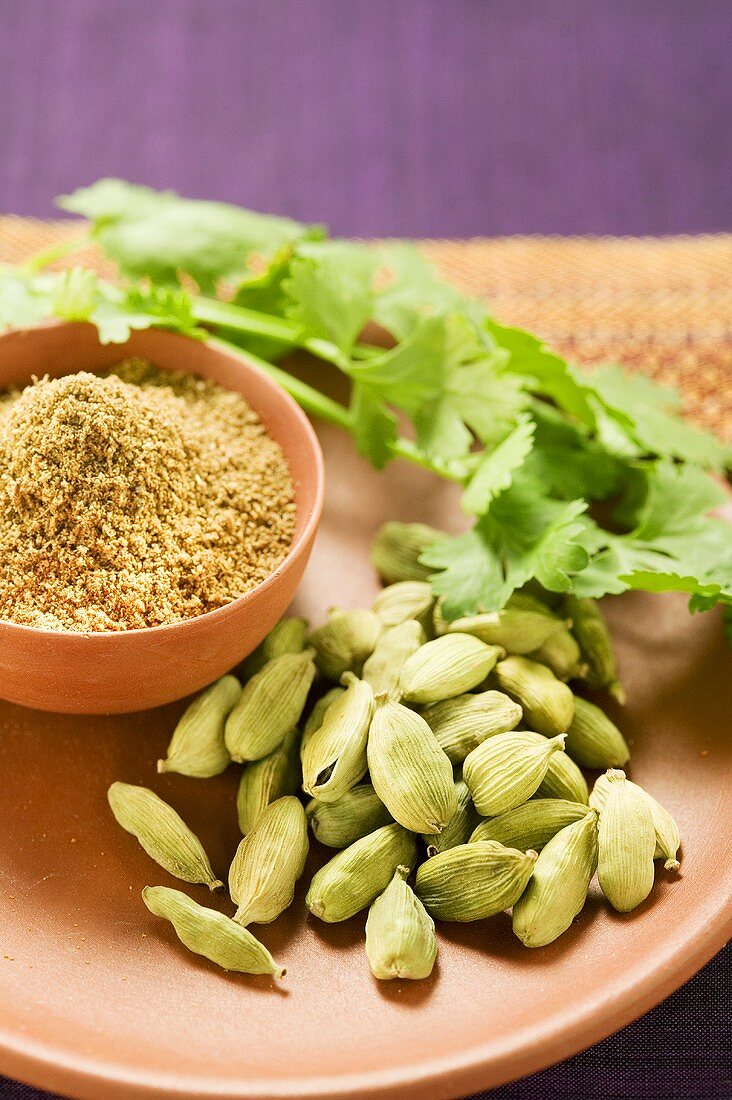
[109,521,681,982]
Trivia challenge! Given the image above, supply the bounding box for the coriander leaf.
[0,269,53,330]
[349,382,397,469]
[347,315,445,416]
[50,267,99,320]
[283,241,378,352]
[628,461,727,539]
[373,243,466,339]
[462,415,536,515]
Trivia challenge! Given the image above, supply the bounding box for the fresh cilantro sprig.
[1,178,729,628]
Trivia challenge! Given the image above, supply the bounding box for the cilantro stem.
[22,231,93,273]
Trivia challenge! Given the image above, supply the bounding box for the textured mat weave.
[1,218,730,440]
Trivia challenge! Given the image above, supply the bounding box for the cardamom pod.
[306,783,393,848]
[463,731,566,816]
[224,648,316,763]
[301,673,373,803]
[492,656,575,735]
[301,686,345,755]
[108,782,222,890]
[512,810,599,947]
[443,608,568,655]
[535,745,589,804]
[424,779,479,855]
[309,609,383,680]
[237,727,302,834]
[157,674,240,778]
[240,616,309,678]
[590,772,680,870]
[362,620,425,699]
[371,521,443,584]
[368,695,457,833]
[564,696,630,769]
[596,769,656,912]
[564,596,625,703]
[507,590,560,614]
[229,796,309,925]
[415,841,537,921]
[372,581,434,631]
[142,886,285,978]
[421,690,523,764]
[365,866,437,980]
[470,798,590,851]
[306,823,417,922]
[528,628,587,682]
[399,634,504,704]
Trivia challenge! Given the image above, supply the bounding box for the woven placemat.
[1,217,730,439]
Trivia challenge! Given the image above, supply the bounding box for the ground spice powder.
[0,359,296,631]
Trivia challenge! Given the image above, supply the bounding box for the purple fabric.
[1,0,731,236]
[1,943,729,1099]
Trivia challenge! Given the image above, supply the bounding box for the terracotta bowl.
[0,323,324,714]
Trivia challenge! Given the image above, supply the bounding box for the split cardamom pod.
[362,619,426,699]
[142,886,285,977]
[371,520,443,584]
[528,628,587,682]
[309,609,383,680]
[421,690,523,764]
[563,596,625,703]
[564,696,630,769]
[237,727,302,834]
[368,695,457,833]
[492,656,575,735]
[399,633,504,704]
[591,771,680,870]
[225,648,316,762]
[424,778,480,855]
[157,674,240,778]
[108,782,222,890]
[229,796,309,926]
[372,581,434,631]
[301,673,373,803]
[365,866,437,980]
[463,731,567,816]
[470,798,590,852]
[512,810,599,947]
[301,686,345,755]
[415,841,537,921]
[306,783,393,848]
[596,769,656,912]
[306,822,417,922]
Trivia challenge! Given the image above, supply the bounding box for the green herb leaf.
[461,415,535,515]
[283,241,378,353]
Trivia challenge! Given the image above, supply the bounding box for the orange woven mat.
[1,216,730,439]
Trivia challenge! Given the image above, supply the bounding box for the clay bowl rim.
[0,321,326,642]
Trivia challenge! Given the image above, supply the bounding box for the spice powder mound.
[0,359,296,631]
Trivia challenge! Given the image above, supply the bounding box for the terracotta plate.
[0,415,730,1100]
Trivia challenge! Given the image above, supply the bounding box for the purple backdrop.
[1,0,730,235]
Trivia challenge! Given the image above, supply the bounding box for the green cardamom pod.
[229,796,309,925]
[157,674,240,778]
[528,628,587,682]
[443,608,568,655]
[301,673,373,803]
[399,634,504,704]
[368,695,457,833]
[108,782,222,890]
[415,841,537,921]
[470,798,590,851]
[507,590,560,614]
[512,810,599,946]
[596,769,656,912]
[564,696,630,769]
[372,581,434,631]
[365,866,437,980]
[362,620,425,699]
[371,521,443,584]
[590,772,680,871]
[492,656,575,735]
[306,823,417,923]
[240,616,309,678]
[237,727,302,834]
[306,783,393,848]
[535,745,589,804]
[301,686,346,754]
[421,690,523,764]
[463,731,566,816]
[142,886,284,978]
[309,609,383,680]
[224,648,316,763]
[564,596,625,703]
[424,779,479,855]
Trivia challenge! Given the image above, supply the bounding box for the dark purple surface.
[1,943,729,1099]
[1,0,731,236]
